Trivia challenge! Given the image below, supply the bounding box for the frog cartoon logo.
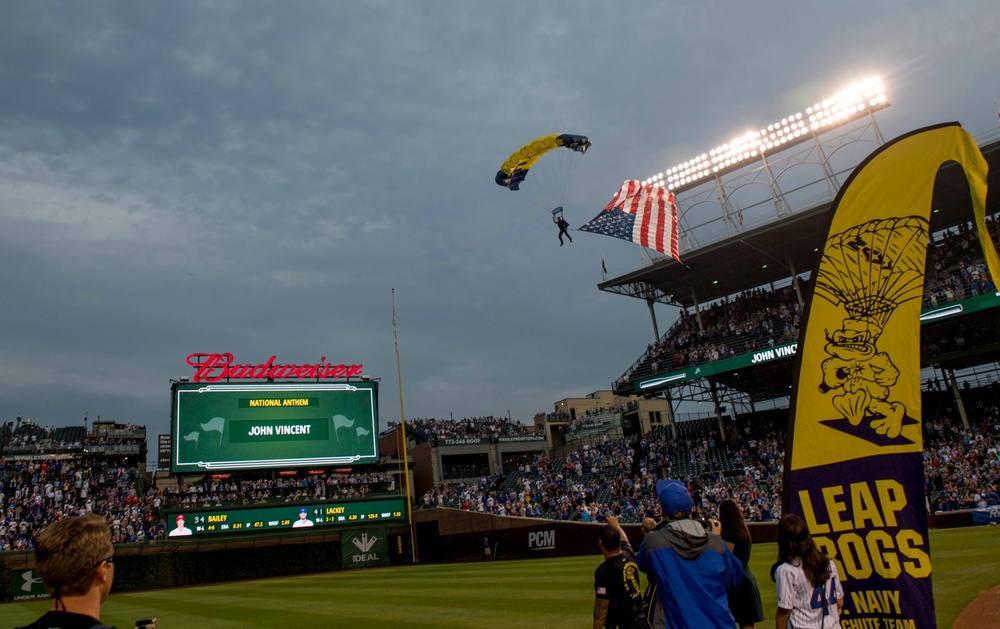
[813,217,927,445]
[819,317,905,438]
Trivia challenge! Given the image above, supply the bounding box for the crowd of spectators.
[160,472,394,510]
[0,420,397,550]
[420,394,1000,526]
[394,415,536,444]
[638,419,785,523]
[0,460,395,550]
[421,414,787,525]
[0,459,160,550]
[923,217,999,308]
[616,285,804,388]
[619,214,1000,389]
[923,393,1000,511]
[422,438,643,522]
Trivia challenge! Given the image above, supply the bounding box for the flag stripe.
[668,192,679,260]
[581,179,680,262]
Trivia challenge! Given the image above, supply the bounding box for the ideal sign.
[343,529,389,569]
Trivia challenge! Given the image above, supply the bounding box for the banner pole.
[393,288,417,563]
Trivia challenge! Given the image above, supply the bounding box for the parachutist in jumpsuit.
[554,214,572,245]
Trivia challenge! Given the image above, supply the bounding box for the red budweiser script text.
[186,353,364,382]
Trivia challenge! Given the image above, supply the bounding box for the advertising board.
[171,381,379,473]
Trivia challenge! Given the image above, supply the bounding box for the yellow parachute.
[495,134,591,191]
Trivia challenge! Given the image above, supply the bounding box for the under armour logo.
[21,570,43,592]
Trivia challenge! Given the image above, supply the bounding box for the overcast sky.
[2,2,998,443]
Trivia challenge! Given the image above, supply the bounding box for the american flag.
[579,180,680,261]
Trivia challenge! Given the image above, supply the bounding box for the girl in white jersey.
[774,514,844,629]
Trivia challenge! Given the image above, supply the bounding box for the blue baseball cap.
[656,480,692,516]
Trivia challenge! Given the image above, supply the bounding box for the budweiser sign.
[186,353,363,382]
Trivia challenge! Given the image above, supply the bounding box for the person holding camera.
[636,480,743,628]
[18,513,119,629]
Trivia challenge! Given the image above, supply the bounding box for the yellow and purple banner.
[787,123,998,629]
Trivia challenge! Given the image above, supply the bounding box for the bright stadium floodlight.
[649,77,889,192]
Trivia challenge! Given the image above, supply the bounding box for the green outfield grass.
[6,526,998,628]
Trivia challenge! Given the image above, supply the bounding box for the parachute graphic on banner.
[814,217,928,330]
[579,180,680,261]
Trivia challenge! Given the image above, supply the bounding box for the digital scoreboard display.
[171,381,379,473]
[164,496,406,538]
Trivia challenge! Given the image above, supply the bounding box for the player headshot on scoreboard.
[292,508,314,528]
[168,514,193,537]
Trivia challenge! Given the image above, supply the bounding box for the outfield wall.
[1,526,412,603]
[412,508,779,562]
[1,509,975,601]
[411,507,976,563]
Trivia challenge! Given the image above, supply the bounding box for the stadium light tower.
[649,77,889,194]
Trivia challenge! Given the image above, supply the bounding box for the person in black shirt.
[593,515,645,629]
[553,211,573,245]
[18,513,118,629]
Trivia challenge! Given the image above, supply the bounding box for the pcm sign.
[528,530,555,551]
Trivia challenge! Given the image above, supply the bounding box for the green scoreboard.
[164,496,406,538]
[171,381,379,473]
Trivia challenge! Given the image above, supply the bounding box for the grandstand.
[603,123,1000,431]
[0,418,149,550]
[0,412,409,552]
[416,393,997,523]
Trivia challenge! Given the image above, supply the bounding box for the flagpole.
[392,288,417,563]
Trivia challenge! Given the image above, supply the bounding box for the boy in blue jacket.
[636,480,744,628]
